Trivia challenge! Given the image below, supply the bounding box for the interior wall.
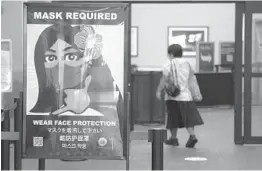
[1,2,235,95]
[131,3,235,69]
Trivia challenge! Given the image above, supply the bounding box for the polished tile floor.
[6,107,262,170]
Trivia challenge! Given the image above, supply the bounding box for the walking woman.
[156,44,204,148]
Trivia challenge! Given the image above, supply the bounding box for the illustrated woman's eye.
[44,55,58,63]
[64,53,81,61]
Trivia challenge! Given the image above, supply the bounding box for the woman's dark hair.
[30,24,81,113]
[167,44,183,58]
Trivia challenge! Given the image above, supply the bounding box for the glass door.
[244,1,262,144]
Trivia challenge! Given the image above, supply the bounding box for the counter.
[131,69,234,124]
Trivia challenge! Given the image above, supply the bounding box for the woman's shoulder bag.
[164,61,180,97]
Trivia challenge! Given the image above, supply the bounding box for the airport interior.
[1,1,262,170]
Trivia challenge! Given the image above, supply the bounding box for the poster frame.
[22,2,131,161]
[254,19,262,62]
[131,26,139,57]
[196,41,215,72]
[167,26,209,57]
[219,41,235,67]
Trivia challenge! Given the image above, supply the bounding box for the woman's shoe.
[185,136,198,148]
[165,138,179,146]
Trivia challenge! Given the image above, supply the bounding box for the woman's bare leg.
[165,128,179,146]
[186,127,198,148]
[186,127,196,138]
[170,128,178,139]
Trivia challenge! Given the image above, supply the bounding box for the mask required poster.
[24,3,128,159]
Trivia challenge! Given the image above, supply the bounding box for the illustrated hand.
[84,47,96,64]
[52,76,92,115]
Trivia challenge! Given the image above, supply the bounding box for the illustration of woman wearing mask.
[26,24,124,158]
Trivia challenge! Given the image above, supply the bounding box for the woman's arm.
[157,66,169,93]
[157,76,166,93]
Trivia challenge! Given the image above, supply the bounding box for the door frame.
[234,1,262,144]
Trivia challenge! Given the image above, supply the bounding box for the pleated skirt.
[165,100,204,129]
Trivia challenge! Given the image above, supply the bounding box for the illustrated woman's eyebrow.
[46,49,56,53]
[63,46,73,51]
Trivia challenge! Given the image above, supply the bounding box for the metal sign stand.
[1,93,22,170]
[1,111,11,170]
[14,93,23,170]
[125,92,131,171]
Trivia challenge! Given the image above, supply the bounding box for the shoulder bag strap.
[170,60,178,86]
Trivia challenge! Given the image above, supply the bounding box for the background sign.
[1,39,13,113]
[1,39,12,93]
[168,27,209,57]
[196,42,215,72]
[131,26,138,57]
[220,42,235,66]
[24,3,127,159]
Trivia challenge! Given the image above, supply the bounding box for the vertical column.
[14,96,22,170]
[148,128,167,170]
[1,111,10,170]
[38,159,46,170]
